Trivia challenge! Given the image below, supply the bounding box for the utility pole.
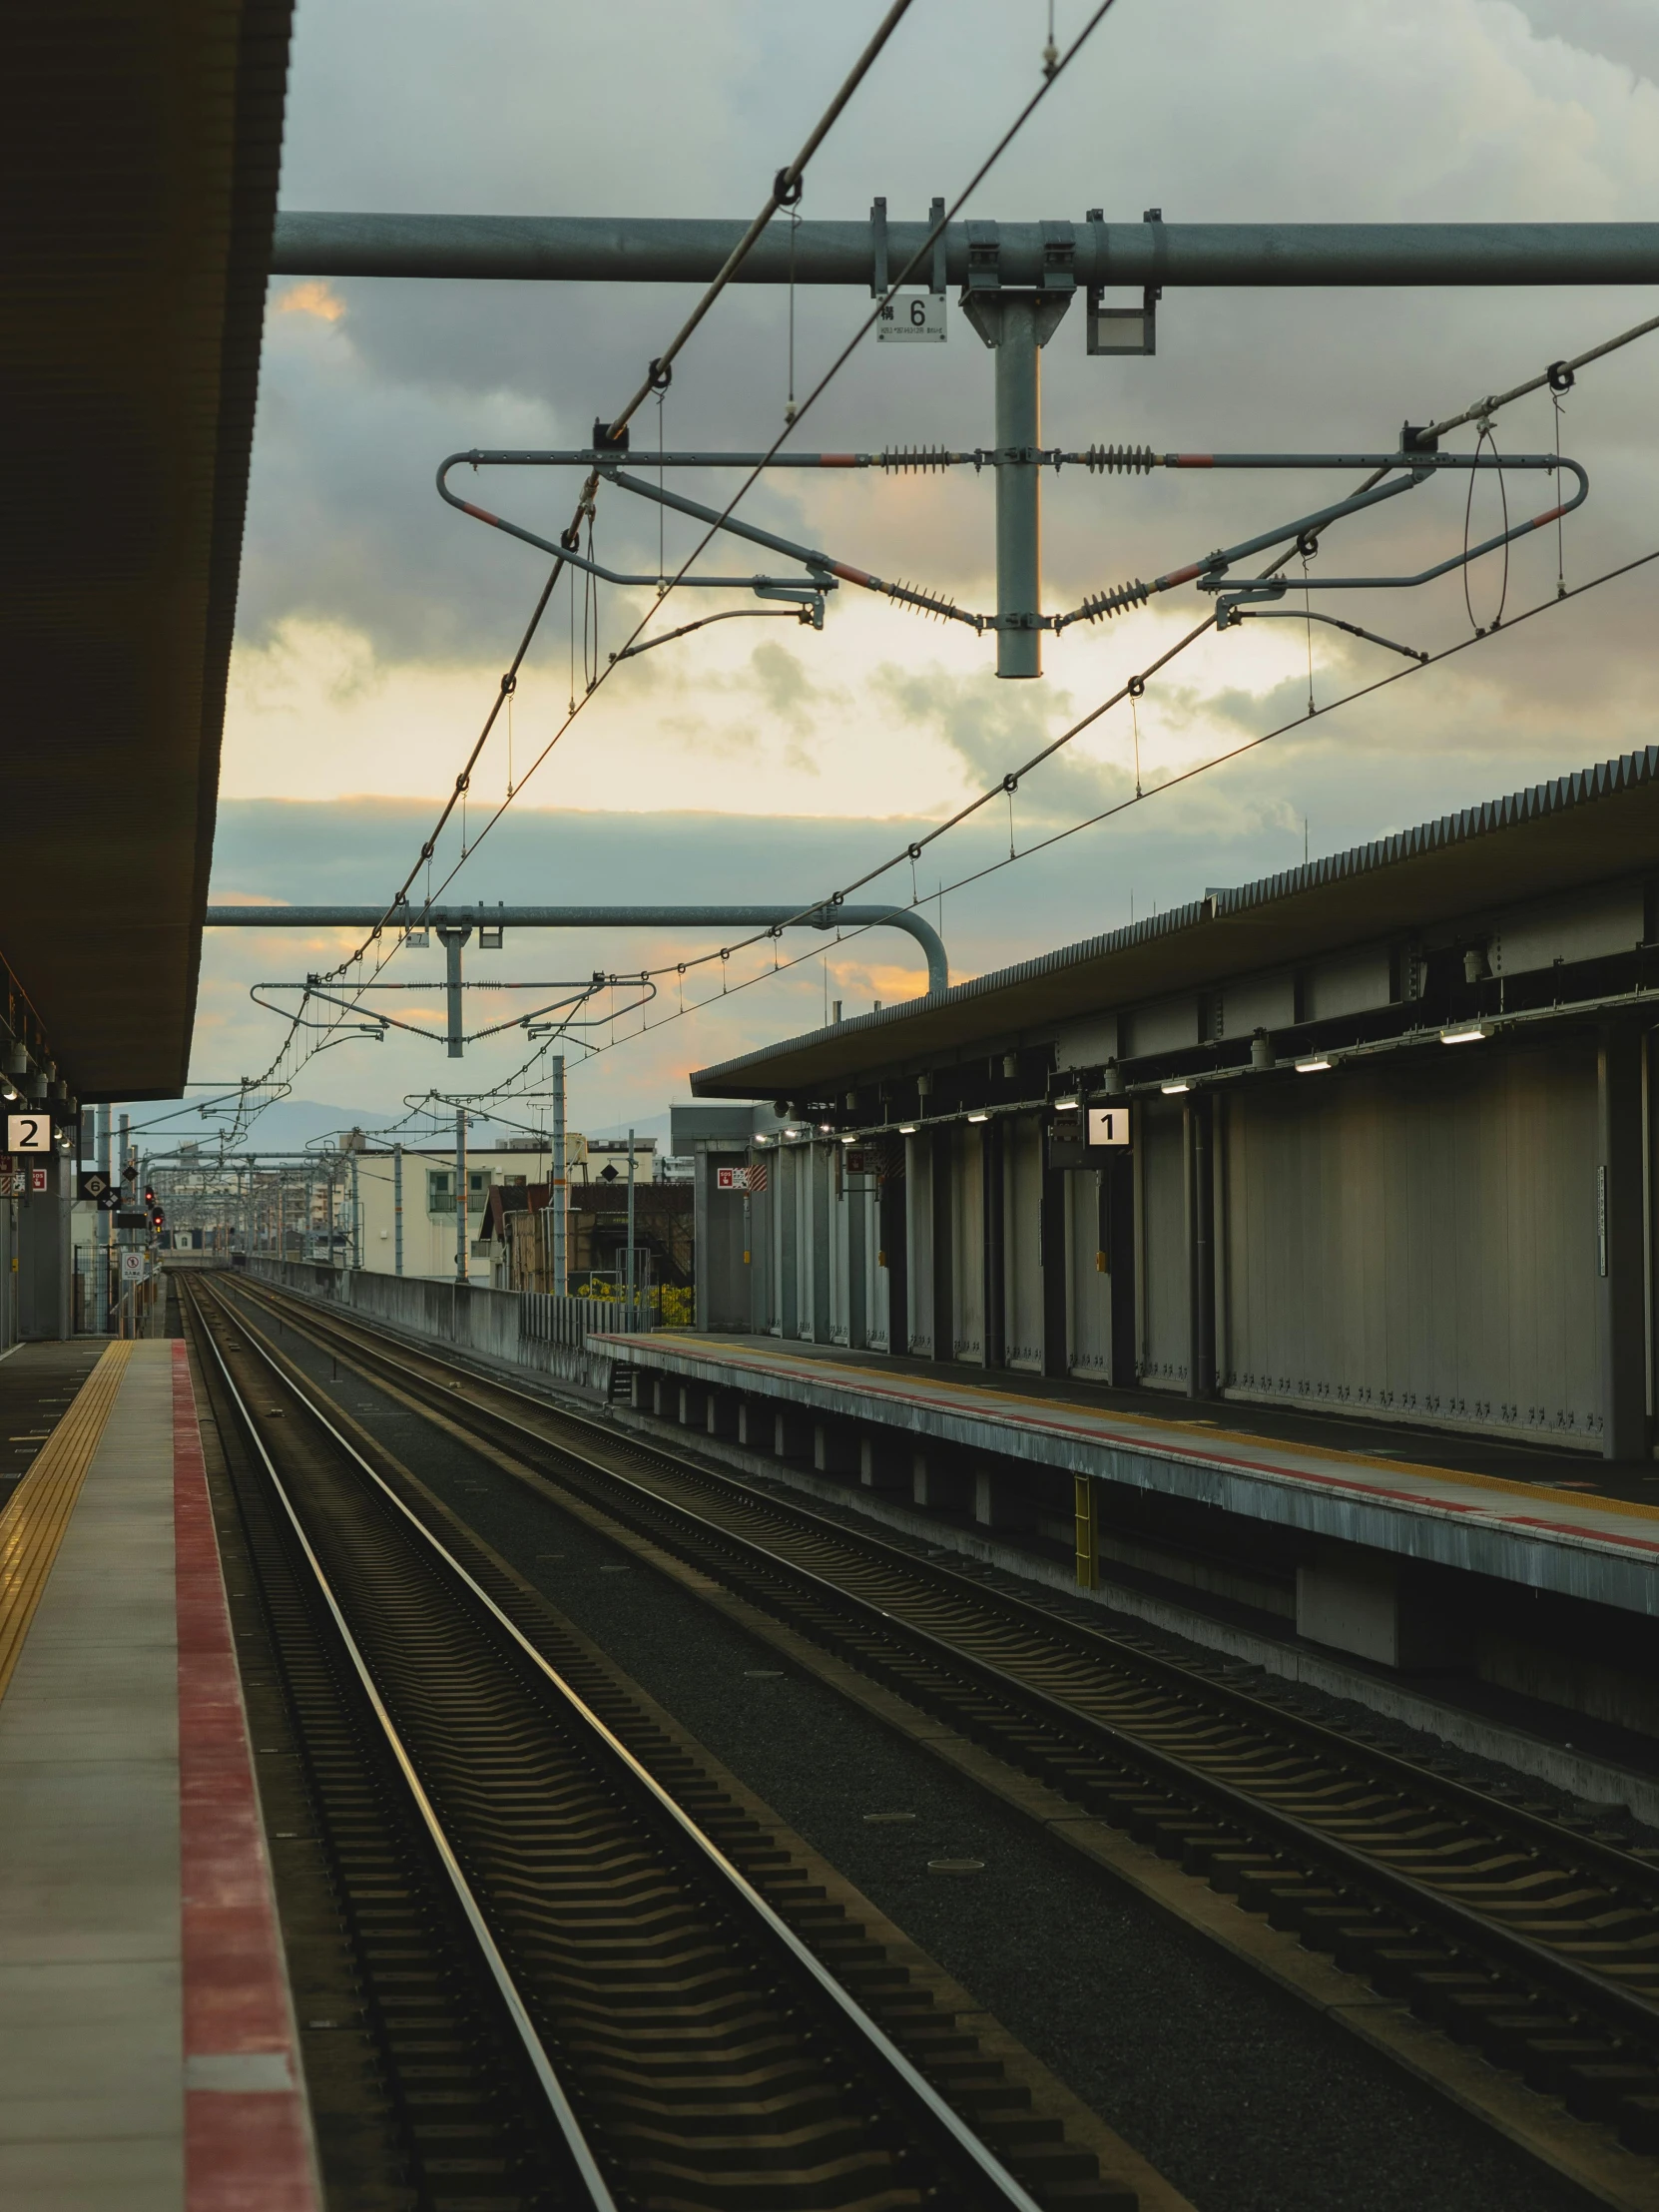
[454,1108,468,1283]
[625,1126,637,1333]
[393,1143,403,1276]
[95,1103,110,1333]
[350,1149,360,1270]
[551,1057,567,1298]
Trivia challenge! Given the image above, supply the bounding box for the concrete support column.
[707,1389,739,1442]
[858,1433,907,1490]
[814,1420,857,1478]
[1599,1026,1647,1460]
[1297,1546,1468,1671]
[677,1382,705,1428]
[774,1407,812,1460]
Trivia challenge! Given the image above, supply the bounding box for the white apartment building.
[347,1141,561,1280]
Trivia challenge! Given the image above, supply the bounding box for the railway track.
[182,1276,1114,2212]
[221,1273,1659,2186]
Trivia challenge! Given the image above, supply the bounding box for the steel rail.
[190,1286,617,2210]
[228,1279,1659,2056]
[200,1277,1045,2212]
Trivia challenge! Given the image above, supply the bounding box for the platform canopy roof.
[690,745,1659,1100]
[0,1,292,1101]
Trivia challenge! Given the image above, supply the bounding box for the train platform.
[0,1337,314,2211]
[590,1330,1659,1628]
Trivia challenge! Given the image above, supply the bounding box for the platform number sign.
[7,1113,49,1154]
[876,291,946,343]
[1086,1107,1131,1149]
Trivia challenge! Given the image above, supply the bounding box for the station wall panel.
[949,1125,985,1363]
[852,1169,887,1351]
[1221,1043,1603,1442]
[1066,1168,1112,1382]
[906,1132,935,1357]
[1003,1115,1045,1372]
[1139,1102,1190,1390]
[770,1145,799,1339]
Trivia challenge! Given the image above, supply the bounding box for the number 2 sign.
[6,1114,50,1154]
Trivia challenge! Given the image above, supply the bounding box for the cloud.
[202,0,1659,1121]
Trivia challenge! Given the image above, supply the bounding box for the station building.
[605,748,1659,1733]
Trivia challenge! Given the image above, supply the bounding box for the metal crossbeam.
[272,214,1659,289]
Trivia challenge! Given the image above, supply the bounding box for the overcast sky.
[185,0,1659,1151]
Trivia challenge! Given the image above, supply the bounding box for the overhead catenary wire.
[519,536,1659,1079]
[401,0,1127,920]
[234,0,1131,1140]
[233,3,933,1124]
[311,0,935,1002]
[582,301,1659,1005]
[229,52,1652,1122]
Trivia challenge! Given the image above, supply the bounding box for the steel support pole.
[393,1143,404,1276]
[626,1128,637,1333]
[995,297,1041,679]
[960,290,1068,678]
[454,1109,468,1283]
[350,1152,360,1270]
[437,926,469,1059]
[551,1057,567,1297]
[95,1104,110,1333]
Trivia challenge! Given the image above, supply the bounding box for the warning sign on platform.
[121,1251,146,1280]
[29,1168,47,1193]
[715,1166,753,1192]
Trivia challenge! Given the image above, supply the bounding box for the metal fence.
[246,1259,630,1389]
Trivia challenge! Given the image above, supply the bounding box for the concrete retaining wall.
[245,1259,619,1394]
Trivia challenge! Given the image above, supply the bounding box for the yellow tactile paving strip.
[0,1341,134,1706]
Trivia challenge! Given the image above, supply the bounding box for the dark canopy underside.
[0,0,292,1099]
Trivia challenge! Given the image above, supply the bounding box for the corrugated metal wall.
[1003,1116,1045,1371]
[1139,1102,1190,1390]
[1066,1170,1112,1381]
[949,1125,985,1362]
[906,1133,935,1357]
[1222,1042,1603,1442]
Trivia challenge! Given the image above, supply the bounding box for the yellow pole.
[1074,1473,1098,1590]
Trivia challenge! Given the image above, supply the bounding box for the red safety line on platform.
[173,1341,319,2212]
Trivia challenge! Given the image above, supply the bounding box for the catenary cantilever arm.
[436,454,821,595]
[204,903,950,995]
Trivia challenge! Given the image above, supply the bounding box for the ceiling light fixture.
[1440,1022,1491,1045]
[1161,1079,1192,1095]
[967,1111,989,1124]
[1296,1056,1333,1074]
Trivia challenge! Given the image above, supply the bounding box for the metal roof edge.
[691,743,1659,1095]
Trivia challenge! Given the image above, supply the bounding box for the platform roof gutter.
[689,744,1659,1099]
